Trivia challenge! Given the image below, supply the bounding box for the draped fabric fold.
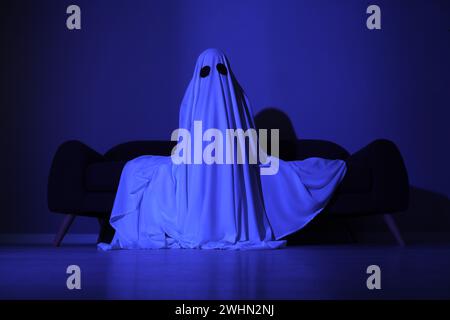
[99,49,346,251]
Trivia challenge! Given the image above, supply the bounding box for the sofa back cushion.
[104,141,176,161]
[103,139,349,162]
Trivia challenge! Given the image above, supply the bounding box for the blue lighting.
[99,49,346,250]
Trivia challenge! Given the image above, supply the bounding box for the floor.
[0,244,449,299]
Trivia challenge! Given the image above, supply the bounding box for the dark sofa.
[48,139,409,246]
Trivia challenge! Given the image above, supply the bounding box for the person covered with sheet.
[99,49,346,250]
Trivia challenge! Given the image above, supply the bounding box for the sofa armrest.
[347,139,410,212]
[48,140,104,213]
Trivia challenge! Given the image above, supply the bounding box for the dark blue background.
[1,0,449,234]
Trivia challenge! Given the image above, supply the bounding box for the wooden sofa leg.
[383,214,405,247]
[53,214,76,247]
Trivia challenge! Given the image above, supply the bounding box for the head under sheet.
[173,48,264,167]
[179,48,255,133]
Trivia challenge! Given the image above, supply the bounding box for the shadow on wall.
[254,108,450,244]
[254,107,297,140]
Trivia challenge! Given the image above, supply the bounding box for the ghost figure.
[98,49,346,250]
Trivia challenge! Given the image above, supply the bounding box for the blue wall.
[1,0,449,233]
